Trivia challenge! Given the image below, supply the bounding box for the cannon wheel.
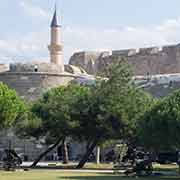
[134,163,153,176]
[3,161,16,171]
[145,164,153,176]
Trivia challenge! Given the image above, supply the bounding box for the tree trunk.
[86,140,91,151]
[30,137,61,168]
[62,137,69,164]
[96,146,100,164]
[76,138,98,169]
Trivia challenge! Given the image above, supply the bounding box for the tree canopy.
[0,82,27,130]
[24,59,156,168]
[137,90,180,151]
[31,84,90,140]
[29,84,90,166]
[72,60,155,168]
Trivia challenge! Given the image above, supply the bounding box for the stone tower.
[48,7,64,72]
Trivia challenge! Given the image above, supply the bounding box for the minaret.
[48,7,64,72]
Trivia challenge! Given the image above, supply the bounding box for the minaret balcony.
[48,44,63,52]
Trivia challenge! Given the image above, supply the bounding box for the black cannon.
[124,152,153,176]
[122,145,136,165]
[2,149,22,171]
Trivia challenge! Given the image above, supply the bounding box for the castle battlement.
[111,44,179,57]
[69,43,180,76]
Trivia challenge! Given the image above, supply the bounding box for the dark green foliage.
[31,84,90,141]
[74,60,155,168]
[137,90,180,151]
[73,60,154,143]
[28,59,155,167]
[15,110,42,138]
[29,84,91,166]
[121,89,156,141]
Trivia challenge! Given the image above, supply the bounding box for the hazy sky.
[1,0,180,64]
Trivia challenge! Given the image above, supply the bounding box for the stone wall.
[134,74,180,97]
[0,72,78,101]
[0,72,83,160]
[69,51,110,75]
[9,62,62,74]
[0,64,8,72]
[69,44,180,76]
[0,131,45,161]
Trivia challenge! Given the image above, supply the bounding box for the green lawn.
[0,170,180,180]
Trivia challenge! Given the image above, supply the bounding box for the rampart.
[69,44,180,76]
[0,72,79,101]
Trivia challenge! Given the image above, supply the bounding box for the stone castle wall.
[0,72,78,101]
[9,62,62,73]
[0,64,8,72]
[69,44,180,76]
[0,71,83,160]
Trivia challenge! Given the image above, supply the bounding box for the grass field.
[0,170,180,180]
[0,164,179,180]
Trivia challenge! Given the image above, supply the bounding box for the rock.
[69,51,110,75]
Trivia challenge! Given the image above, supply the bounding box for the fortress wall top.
[112,49,131,56]
[111,45,180,57]
[138,47,162,55]
[112,46,165,57]
[162,45,177,52]
[9,62,62,73]
[69,44,180,76]
[0,72,79,101]
[127,49,138,56]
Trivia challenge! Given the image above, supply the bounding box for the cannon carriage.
[114,144,153,176]
[2,149,22,171]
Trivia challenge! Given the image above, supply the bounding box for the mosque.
[0,7,94,102]
[0,7,93,161]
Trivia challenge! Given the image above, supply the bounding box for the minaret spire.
[51,3,60,27]
[48,3,64,72]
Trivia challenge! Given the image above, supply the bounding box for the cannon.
[124,152,153,176]
[2,149,22,171]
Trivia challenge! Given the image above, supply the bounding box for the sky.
[1,0,180,64]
